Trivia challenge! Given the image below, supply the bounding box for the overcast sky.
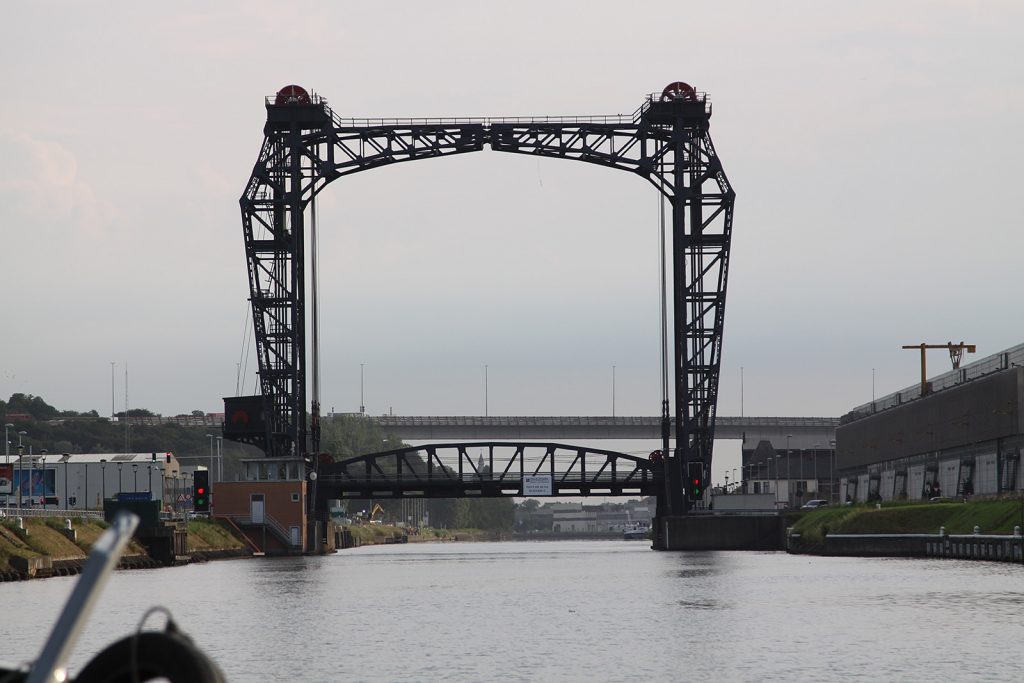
[2,2,1022,427]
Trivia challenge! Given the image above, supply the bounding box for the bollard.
[65,518,73,530]
[973,526,980,535]
[875,503,881,510]
[1015,526,1021,537]
[16,517,23,531]
[939,526,946,536]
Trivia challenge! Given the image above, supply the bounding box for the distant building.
[836,343,1024,502]
[0,452,182,511]
[516,499,654,533]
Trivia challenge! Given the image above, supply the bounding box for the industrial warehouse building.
[0,452,188,512]
[836,344,1024,502]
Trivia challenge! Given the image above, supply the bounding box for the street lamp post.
[813,443,821,496]
[40,451,47,510]
[484,365,489,417]
[16,445,24,513]
[63,454,70,511]
[216,436,223,482]
[16,431,26,513]
[158,467,165,509]
[133,463,138,492]
[794,446,802,499]
[774,454,781,508]
[100,459,107,505]
[3,423,11,509]
[786,434,793,508]
[117,462,123,495]
[205,434,214,484]
[830,439,837,503]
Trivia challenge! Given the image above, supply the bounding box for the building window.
[291,492,300,503]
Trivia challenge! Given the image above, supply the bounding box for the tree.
[5,393,59,420]
[320,415,394,458]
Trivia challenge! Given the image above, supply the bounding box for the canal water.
[1,541,1022,681]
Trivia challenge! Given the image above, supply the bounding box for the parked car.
[800,499,829,510]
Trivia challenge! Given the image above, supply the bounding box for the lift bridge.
[222,82,735,546]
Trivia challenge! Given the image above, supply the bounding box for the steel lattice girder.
[317,442,662,499]
[235,95,734,514]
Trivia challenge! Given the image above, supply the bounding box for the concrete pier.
[661,514,786,550]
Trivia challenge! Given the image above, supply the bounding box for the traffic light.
[194,470,210,512]
[687,461,705,501]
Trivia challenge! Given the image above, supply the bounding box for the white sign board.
[522,474,553,497]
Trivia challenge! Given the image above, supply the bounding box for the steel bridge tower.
[223,83,735,539]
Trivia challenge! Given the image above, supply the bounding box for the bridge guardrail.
[0,508,104,520]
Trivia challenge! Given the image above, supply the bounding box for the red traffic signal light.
[194,470,210,512]
[687,461,705,501]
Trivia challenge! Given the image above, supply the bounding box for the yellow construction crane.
[369,503,385,524]
[901,341,976,395]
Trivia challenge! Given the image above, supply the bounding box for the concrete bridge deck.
[358,415,839,450]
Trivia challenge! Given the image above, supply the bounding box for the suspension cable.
[659,178,669,406]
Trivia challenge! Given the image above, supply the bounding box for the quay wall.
[790,532,1024,563]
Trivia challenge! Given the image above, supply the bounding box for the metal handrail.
[232,512,298,547]
[1,508,103,520]
[328,112,637,128]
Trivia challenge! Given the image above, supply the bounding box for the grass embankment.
[186,519,247,552]
[0,518,151,571]
[0,517,246,576]
[792,499,1024,546]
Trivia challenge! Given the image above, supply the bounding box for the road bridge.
[364,416,839,450]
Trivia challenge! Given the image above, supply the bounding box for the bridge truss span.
[317,442,663,500]
[227,83,735,521]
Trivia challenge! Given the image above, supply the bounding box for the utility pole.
[124,363,130,453]
[612,365,616,417]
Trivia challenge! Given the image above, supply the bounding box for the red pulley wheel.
[661,81,697,102]
[275,84,311,105]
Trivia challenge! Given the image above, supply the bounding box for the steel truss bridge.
[223,82,735,532]
[318,442,661,500]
